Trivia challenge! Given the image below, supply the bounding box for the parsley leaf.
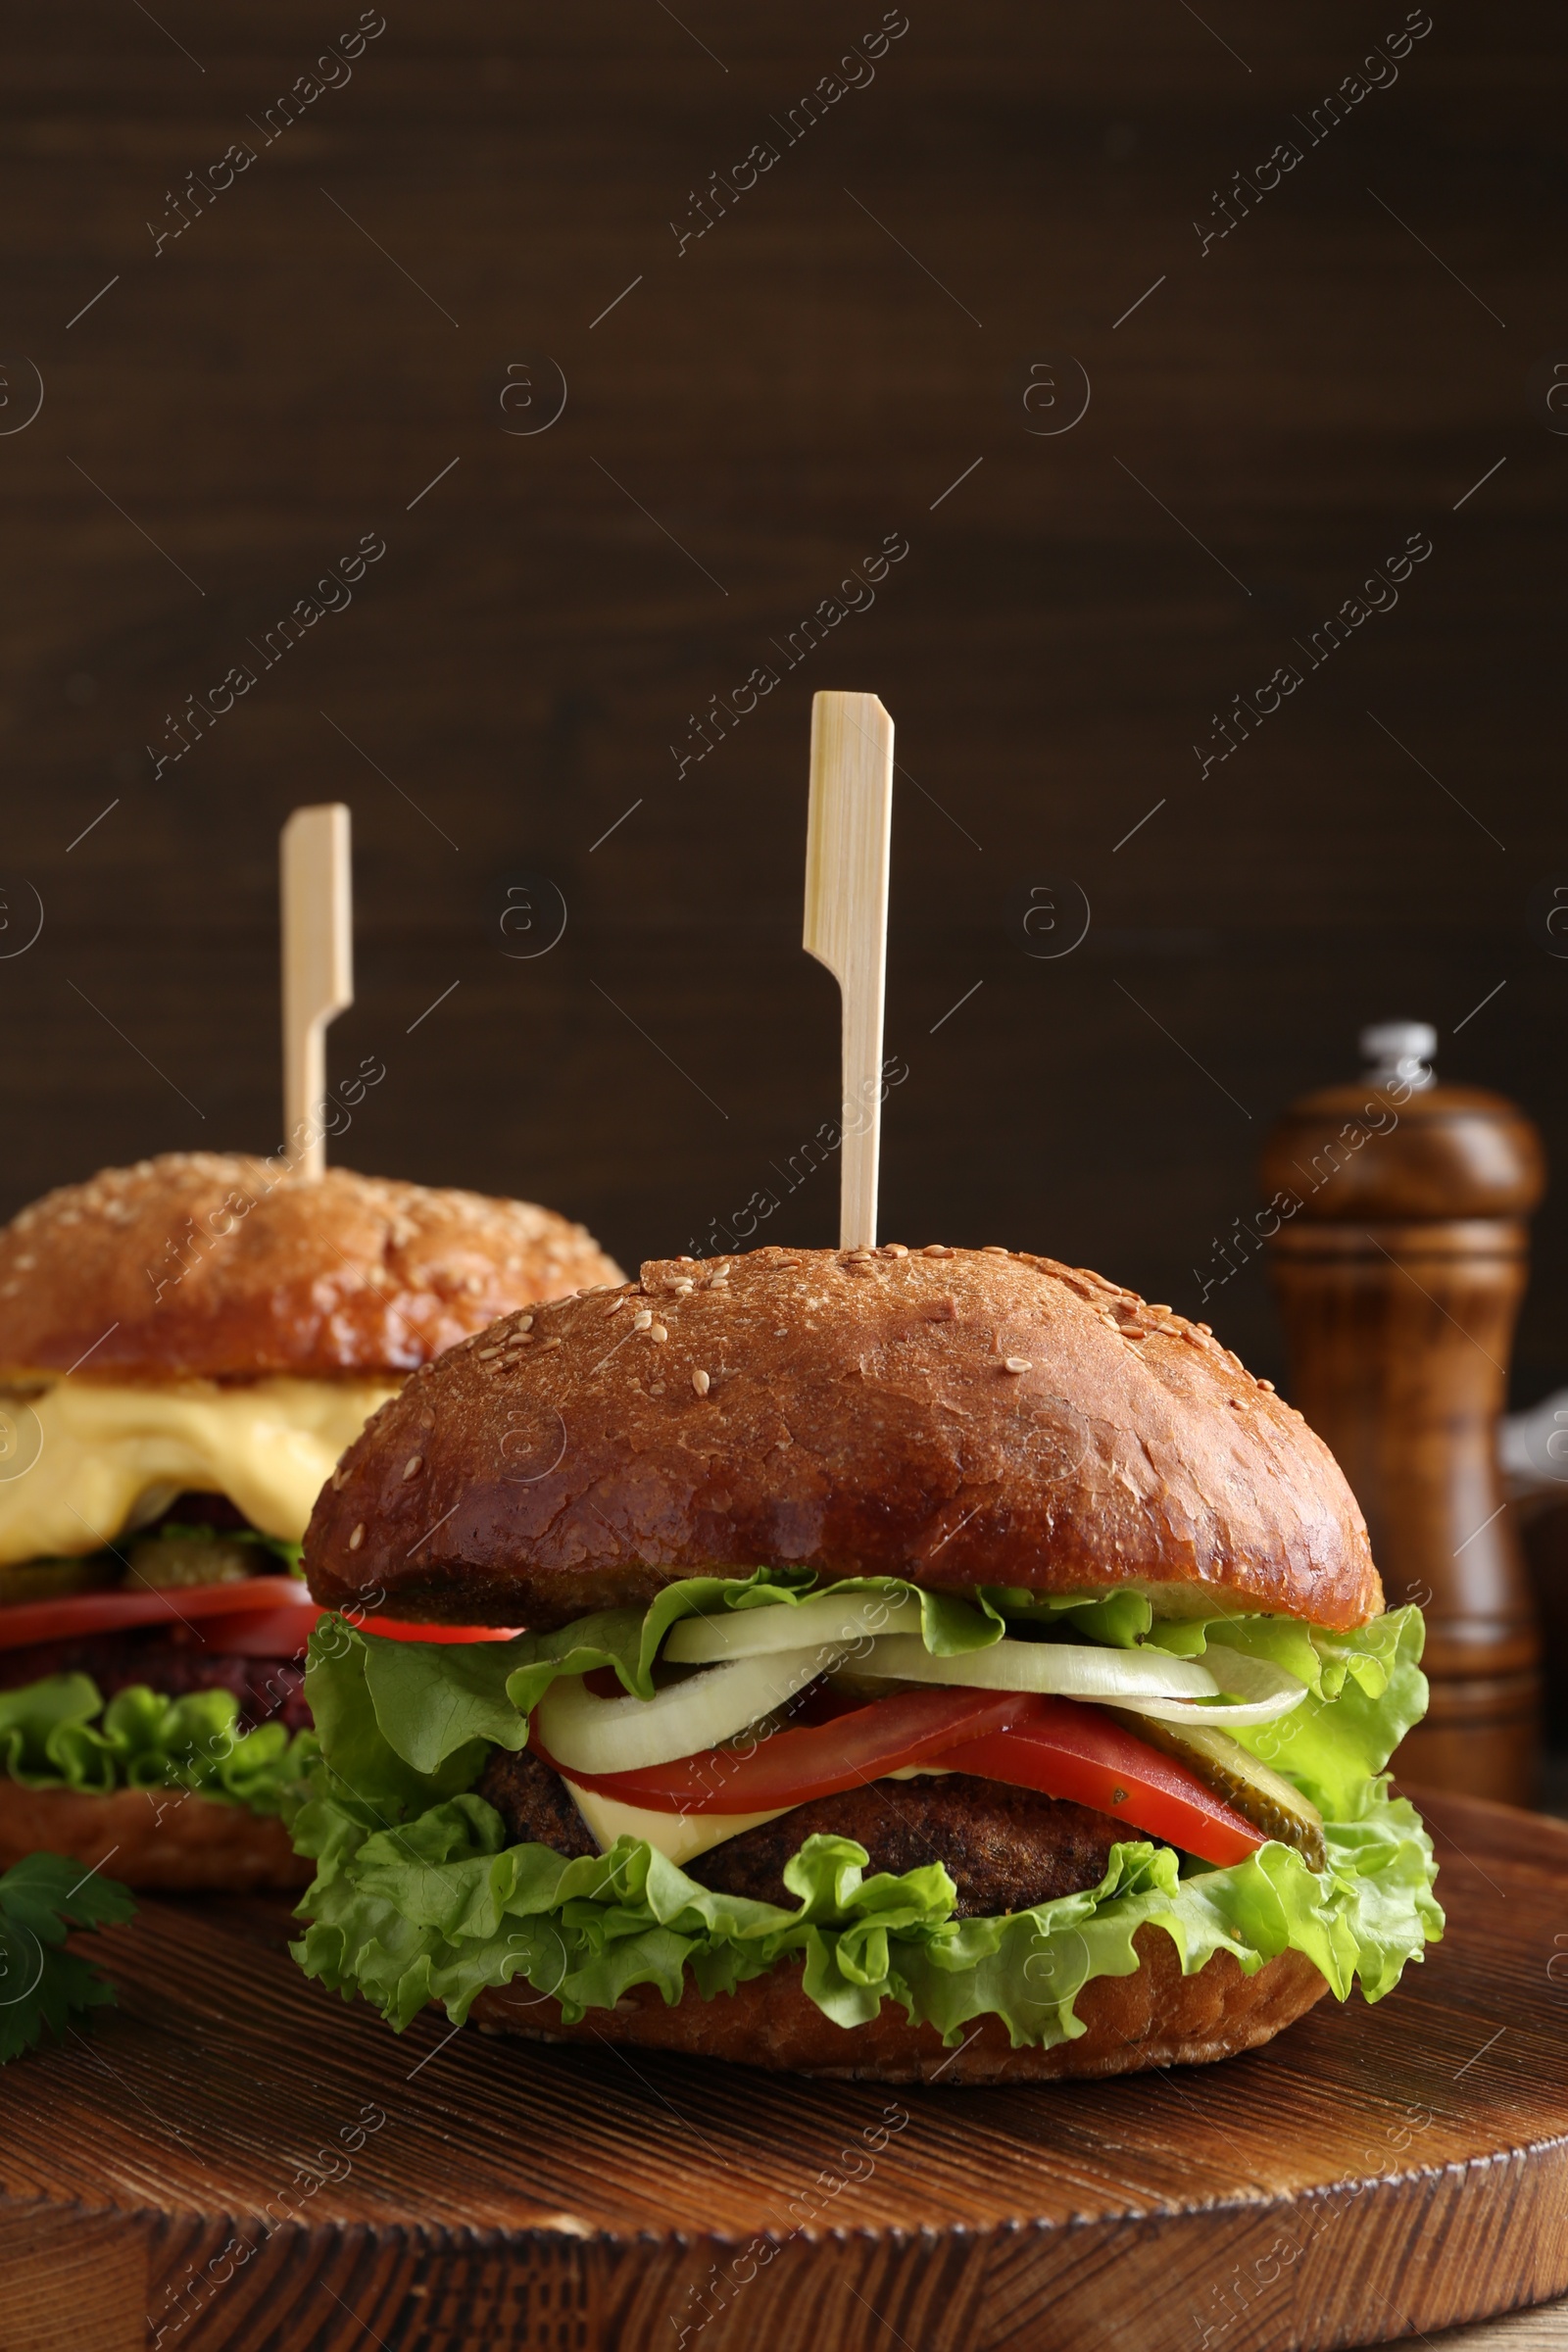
[0,1850,136,2063]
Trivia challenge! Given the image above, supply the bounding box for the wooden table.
[1,1788,1564,2352]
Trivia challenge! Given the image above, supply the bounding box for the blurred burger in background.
[0,1151,621,1890]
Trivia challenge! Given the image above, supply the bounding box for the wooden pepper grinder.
[1261,1021,1545,1803]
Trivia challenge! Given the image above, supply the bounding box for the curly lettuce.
[292,1783,1440,2049]
[0,1673,318,1818]
[289,1592,1442,2048]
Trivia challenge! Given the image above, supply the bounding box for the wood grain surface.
[0,6,1563,1401]
[0,1786,1563,2352]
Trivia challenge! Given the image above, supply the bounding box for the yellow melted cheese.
[0,1375,401,1564]
[563,1764,956,1866]
[565,1782,791,1866]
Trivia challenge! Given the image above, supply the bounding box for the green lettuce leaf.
[0,1850,137,2063]
[0,1674,317,1818]
[291,1775,1441,2047]
[1221,1608,1431,1820]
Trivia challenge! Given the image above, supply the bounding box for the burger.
[292,1243,1442,2082]
[0,1152,621,1891]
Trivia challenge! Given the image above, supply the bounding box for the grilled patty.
[0,1630,311,1733]
[476,1746,1127,1917]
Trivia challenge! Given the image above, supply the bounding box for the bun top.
[305,1243,1382,1632]
[0,1154,623,1381]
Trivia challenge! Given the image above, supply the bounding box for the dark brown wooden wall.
[2,2,1563,1396]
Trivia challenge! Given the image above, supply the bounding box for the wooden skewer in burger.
[292,702,1441,2082]
[0,805,621,1891]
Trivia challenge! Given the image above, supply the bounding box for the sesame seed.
[1151,1304,1172,1316]
[509,1333,534,1347]
[539,1337,562,1351]
[923,1245,954,1257]
[709,1269,730,1286]
[983,1246,1008,1255]
[402,1455,423,1480]
[1257,1379,1276,1393]
[515,1314,535,1331]
[331,1464,349,1492]
[671,1279,694,1295]
[633,1309,653,1330]
[649,1381,666,1396]
[1197,1324,1213,1336]
[603,1300,626,1318]
[349,1523,366,1550]
[477,1347,503,1360]
[692,1369,710,1396]
[882,1243,908,1257]
[1003,1357,1031,1374]
[650,1323,668,1343]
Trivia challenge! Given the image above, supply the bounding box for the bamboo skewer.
[803,691,896,1251]
[279,803,353,1178]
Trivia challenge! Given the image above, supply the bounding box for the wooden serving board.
[1,1788,1565,2352]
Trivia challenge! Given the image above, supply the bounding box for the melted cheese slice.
[563,1763,956,1867]
[565,1782,790,1866]
[0,1375,401,1565]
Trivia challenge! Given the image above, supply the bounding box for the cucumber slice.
[1113,1711,1327,1871]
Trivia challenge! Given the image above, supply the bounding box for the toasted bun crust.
[307,1244,1382,1629]
[0,1781,311,1892]
[469,1931,1329,2082]
[0,1154,623,1380]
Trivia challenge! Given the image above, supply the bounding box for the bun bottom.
[0,1782,312,1893]
[469,1928,1328,2082]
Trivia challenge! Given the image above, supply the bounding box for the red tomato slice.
[0,1575,316,1652]
[931,1699,1267,1869]
[0,1585,521,1657]
[532,1686,1039,1813]
[358,1615,524,1645]
[198,1603,323,1658]
[220,1608,525,1658]
[538,1688,1268,1870]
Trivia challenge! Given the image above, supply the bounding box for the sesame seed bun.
[0,1154,624,1382]
[305,1243,1381,1630]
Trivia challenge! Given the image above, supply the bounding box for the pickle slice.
[126,1533,255,1589]
[1114,1712,1327,1872]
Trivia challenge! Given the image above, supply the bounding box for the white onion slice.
[1182,1642,1310,1714]
[534,1644,849,1776]
[664,1591,924,1664]
[1098,1686,1305,1726]
[1065,1642,1309,1725]
[851,1635,1220,1701]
